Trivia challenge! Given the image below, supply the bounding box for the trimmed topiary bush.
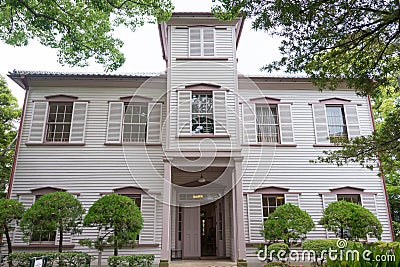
[319,200,382,240]
[108,254,155,267]
[263,203,315,244]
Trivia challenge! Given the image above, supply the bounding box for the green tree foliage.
[20,191,85,252]
[83,193,143,256]
[0,198,24,254]
[0,76,20,198]
[213,0,399,96]
[319,200,382,240]
[0,0,173,71]
[387,185,400,223]
[263,203,314,244]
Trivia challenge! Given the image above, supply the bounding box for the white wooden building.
[6,12,393,266]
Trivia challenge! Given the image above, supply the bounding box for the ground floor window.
[262,194,285,221]
[337,194,361,204]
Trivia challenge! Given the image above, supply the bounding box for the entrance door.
[183,206,201,258]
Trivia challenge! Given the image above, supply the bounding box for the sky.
[0,0,282,106]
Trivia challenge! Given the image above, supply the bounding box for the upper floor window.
[337,194,361,205]
[262,194,285,221]
[46,102,73,142]
[123,103,148,142]
[326,105,348,143]
[256,105,279,143]
[191,92,214,134]
[189,27,215,57]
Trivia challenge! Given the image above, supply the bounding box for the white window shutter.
[70,102,88,143]
[213,91,228,135]
[139,194,156,244]
[344,104,361,138]
[322,194,337,238]
[284,194,300,207]
[312,104,330,144]
[247,194,264,242]
[361,194,379,242]
[278,104,294,144]
[106,102,123,143]
[177,91,192,136]
[13,195,35,244]
[203,28,215,56]
[242,103,257,143]
[28,102,48,143]
[147,103,162,144]
[189,28,201,56]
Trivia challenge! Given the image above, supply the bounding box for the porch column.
[160,159,172,264]
[234,157,247,263]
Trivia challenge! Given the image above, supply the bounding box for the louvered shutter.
[361,194,379,242]
[189,28,201,56]
[147,103,162,144]
[242,103,257,143]
[213,91,228,135]
[106,102,123,143]
[344,104,361,138]
[312,104,330,144]
[203,28,215,56]
[177,91,192,136]
[139,194,156,244]
[285,194,300,207]
[13,195,35,244]
[278,104,294,144]
[247,194,264,242]
[70,102,88,143]
[28,102,48,143]
[322,194,337,238]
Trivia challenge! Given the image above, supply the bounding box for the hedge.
[7,252,91,267]
[108,254,155,267]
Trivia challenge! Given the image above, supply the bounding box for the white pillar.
[234,157,247,260]
[160,159,172,261]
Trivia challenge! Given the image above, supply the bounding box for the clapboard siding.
[239,86,392,242]
[9,83,166,258]
[168,25,239,150]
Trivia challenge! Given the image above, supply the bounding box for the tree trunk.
[59,229,63,253]
[4,224,12,254]
[340,227,344,239]
[114,231,118,256]
[114,238,118,256]
[97,250,102,267]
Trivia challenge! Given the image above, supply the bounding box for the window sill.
[104,142,162,146]
[313,144,342,147]
[245,143,297,147]
[178,134,230,138]
[13,243,75,248]
[25,142,85,146]
[175,57,229,61]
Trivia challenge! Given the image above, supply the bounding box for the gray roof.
[8,70,164,78]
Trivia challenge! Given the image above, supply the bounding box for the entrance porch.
[159,156,247,266]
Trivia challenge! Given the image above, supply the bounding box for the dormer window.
[189,27,215,57]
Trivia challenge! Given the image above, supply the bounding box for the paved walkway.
[170,260,237,267]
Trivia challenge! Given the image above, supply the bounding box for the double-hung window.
[189,27,215,57]
[262,194,285,221]
[191,92,214,134]
[123,103,148,142]
[256,105,279,143]
[337,194,361,205]
[46,102,73,142]
[326,105,348,143]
